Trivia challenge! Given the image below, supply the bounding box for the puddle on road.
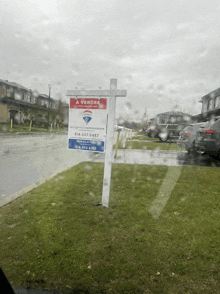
[177,152,220,168]
[90,150,220,168]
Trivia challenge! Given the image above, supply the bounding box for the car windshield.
[1,1,220,294]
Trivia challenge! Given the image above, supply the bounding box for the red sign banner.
[70,98,107,109]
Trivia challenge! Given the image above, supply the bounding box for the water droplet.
[126,102,132,109]
[8,224,16,229]
[84,165,92,170]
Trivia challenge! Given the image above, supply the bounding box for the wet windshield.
[1,1,220,293]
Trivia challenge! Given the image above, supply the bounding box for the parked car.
[195,118,220,158]
[155,124,173,142]
[145,122,190,142]
[177,122,208,153]
[156,123,187,142]
[145,125,158,138]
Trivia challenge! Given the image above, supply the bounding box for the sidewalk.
[91,148,184,166]
[0,131,67,137]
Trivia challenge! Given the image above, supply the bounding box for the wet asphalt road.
[0,133,91,205]
[92,145,220,168]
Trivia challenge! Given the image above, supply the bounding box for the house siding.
[0,103,8,123]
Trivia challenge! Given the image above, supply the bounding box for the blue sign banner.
[68,139,105,152]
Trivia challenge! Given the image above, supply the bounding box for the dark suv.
[195,118,220,158]
[177,122,208,153]
[145,125,158,138]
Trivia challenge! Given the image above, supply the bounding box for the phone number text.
[74,132,99,138]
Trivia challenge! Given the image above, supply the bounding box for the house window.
[15,93,21,100]
[31,97,36,104]
[202,102,207,113]
[6,87,11,97]
[214,96,220,108]
[27,93,31,102]
[164,116,167,123]
[207,99,212,111]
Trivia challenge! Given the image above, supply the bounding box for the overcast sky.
[1,0,220,121]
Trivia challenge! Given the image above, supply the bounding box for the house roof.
[10,82,30,92]
[0,79,13,87]
[156,111,191,117]
[201,87,220,101]
[38,94,56,102]
[0,79,30,92]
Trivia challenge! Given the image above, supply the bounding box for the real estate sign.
[68,97,107,152]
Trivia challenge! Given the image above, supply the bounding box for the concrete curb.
[0,161,80,208]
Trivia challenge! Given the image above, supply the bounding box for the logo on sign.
[83,110,92,124]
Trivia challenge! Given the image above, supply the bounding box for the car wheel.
[189,149,199,157]
[159,133,168,142]
[189,141,199,157]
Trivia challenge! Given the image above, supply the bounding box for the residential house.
[0,79,33,123]
[193,87,220,122]
[155,111,192,125]
[0,79,60,126]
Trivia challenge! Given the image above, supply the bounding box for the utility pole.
[49,84,51,99]
[48,84,51,126]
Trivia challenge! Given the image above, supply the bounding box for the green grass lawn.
[130,135,159,141]
[1,162,220,293]
[0,124,67,134]
[117,140,181,151]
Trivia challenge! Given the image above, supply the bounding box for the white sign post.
[66,79,127,208]
[102,79,119,208]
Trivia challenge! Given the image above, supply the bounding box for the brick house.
[0,79,62,126]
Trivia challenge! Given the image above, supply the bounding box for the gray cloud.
[1,0,220,119]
